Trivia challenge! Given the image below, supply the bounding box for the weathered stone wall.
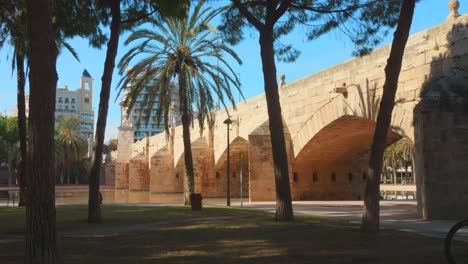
[248,122,293,201]
[174,140,212,195]
[129,153,150,191]
[104,162,115,186]
[415,68,468,220]
[115,162,129,189]
[292,158,366,200]
[150,147,175,193]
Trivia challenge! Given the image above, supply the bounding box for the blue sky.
[0,0,465,141]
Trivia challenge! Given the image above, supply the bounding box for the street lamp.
[223,117,233,206]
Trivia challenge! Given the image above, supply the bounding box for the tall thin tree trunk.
[88,0,121,223]
[179,73,195,205]
[259,28,293,221]
[404,162,408,184]
[411,150,416,184]
[16,52,27,206]
[361,0,415,233]
[25,0,58,261]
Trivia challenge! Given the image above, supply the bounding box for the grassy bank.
[0,205,465,263]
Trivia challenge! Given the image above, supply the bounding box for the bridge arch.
[291,115,404,200]
[213,137,249,198]
[291,91,414,159]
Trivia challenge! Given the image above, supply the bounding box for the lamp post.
[224,117,233,206]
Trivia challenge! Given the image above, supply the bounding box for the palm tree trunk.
[392,161,398,184]
[88,0,121,223]
[361,0,415,233]
[404,162,409,184]
[179,73,195,205]
[25,0,58,261]
[259,28,293,221]
[16,52,27,206]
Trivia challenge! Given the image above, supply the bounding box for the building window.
[65,105,69,111]
[232,172,236,178]
[58,97,63,103]
[65,98,69,103]
[362,172,367,180]
[84,98,90,103]
[313,172,318,183]
[331,173,336,183]
[293,172,298,182]
[71,98,75,104]
[81,114,93,121]
[216,172,220,179]
[348,173,353,182]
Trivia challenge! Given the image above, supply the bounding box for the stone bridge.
[111,12,468,220]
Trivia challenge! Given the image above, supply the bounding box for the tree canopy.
[219,0,404,59]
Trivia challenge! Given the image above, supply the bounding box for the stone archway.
[291,115,402,201]
[213,137,249,198]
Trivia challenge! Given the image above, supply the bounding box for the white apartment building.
[10,69,94,137]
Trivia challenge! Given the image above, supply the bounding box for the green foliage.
[55,115,87,169]
[0,116,20,164]
[53,0,109,48]
[383,138,413,175]
[0,0,107,70]
[117,0,242,134]
[108,139,118,151]
[219,0,406,60]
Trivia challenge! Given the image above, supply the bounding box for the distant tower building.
[78,69,94,137]
[12,69,95,137]
[121,81,181,142]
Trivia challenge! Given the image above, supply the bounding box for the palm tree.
[395,137,414,183]
[55,115,87,184]
[118,0,242,205]
[1,0,28,205]
[87,0,189,224]
[383,144,401,184]
[1,0,95,206]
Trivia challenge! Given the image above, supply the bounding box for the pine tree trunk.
[25,0,58,261]
[88,0,121,223]
[16,52,27,206]
[259,28,293,221]
[179,73,195,205]
[361,0,415,234]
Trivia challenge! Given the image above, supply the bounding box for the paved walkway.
[226,201,468,242]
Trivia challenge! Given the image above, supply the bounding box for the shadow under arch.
[291,115,403,201]
[213,137,249,198]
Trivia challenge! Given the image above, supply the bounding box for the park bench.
[0,190,15,206]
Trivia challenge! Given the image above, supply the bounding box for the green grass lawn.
[0,205,466,263]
